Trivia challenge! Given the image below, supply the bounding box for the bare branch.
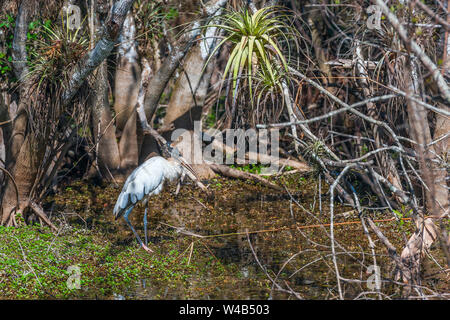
[372,0,450,103]
[62,0,136,105]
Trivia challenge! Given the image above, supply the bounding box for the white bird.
[113,142,198,253]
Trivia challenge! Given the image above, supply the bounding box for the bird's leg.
[175,171,185,195]
[123,209,153,253]
[142,197,150,246]
[143,208,148,246]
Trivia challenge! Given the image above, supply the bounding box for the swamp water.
[0,173,447,299]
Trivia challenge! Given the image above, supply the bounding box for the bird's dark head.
[162,140,181,159]
[162,140,199,180]
[165,141,173,154]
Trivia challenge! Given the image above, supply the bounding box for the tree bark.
[142,0,228,122]
[11,0,35,81]
[9,0,36,167]
[1,135,42,225]
[114,12,139,174]
[163,44,213,130]
[62,0,137,105]
[91,60,121,178]
[114,12,140,132]
[396,56,449,285]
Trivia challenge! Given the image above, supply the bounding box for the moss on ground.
[0,218,258,299]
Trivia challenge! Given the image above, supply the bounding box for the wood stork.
[113,142,199,253]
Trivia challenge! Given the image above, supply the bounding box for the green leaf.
[200,5,295,117]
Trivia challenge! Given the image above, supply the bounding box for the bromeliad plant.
[27,14,88,88]
[19,12,90,203]
[204,6,296,115]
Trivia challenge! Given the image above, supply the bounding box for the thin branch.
[372,0,450,103]
[62,0,136,105]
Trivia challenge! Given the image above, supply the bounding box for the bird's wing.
[113,157,167,218]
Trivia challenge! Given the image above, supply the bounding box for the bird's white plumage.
[113,156,183,218]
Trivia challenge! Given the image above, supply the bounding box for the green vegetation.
[0,52,12,76]
[0,14,15,80]
[0,0,448,301]
[231,163,265,174]
[0,174,447,299]
[392,206,413,235]
[0,217,238,299]
[204,6,294,102]
[27,17,88,87]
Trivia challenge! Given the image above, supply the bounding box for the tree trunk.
[114,13,140,173]
[1,135,42,225]
[118,110,138,172]
[163,44,211,130]
[114,12,140,133]
[91,60,121,178]
[142,0,227,122]
[9,0,35,167]
[397,57,449,286]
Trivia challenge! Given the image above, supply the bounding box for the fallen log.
[245,152,311,173]
[208,163,284,192]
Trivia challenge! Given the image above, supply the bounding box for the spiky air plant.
[134,0,179,58]
[27,16,88,88]
[303,140,327,161]
[22,13,90,199]
[252,64,285,125]
[25,14,89,135]
[203,5,297,127]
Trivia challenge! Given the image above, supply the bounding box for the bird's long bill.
[178,156,200,181]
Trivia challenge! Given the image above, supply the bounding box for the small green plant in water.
[393,206,412,234]
[231,163,266,174]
